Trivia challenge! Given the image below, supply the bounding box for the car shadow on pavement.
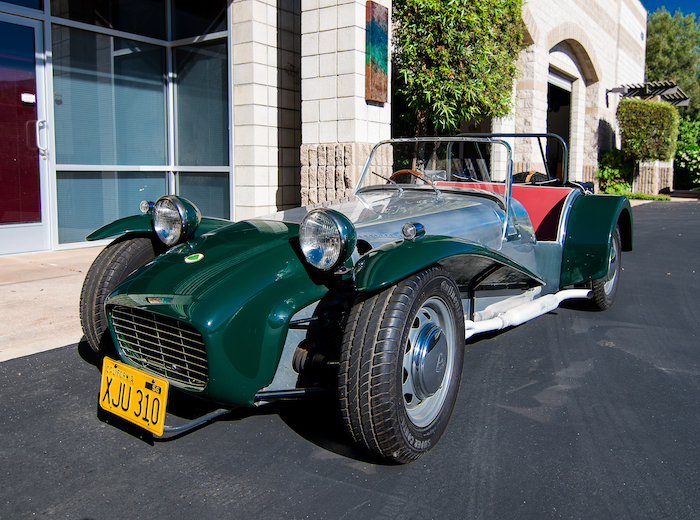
[274,392,388,465]
[78,338,384,463]
[77,336,104,368]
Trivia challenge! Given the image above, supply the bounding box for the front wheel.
[339,266,465,463]
[79,236,158,355]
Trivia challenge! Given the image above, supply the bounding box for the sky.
[641,0,698,16]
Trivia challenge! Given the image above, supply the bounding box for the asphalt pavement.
[1,200,699,519]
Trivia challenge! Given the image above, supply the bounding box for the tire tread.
[339,266,464,463]
[79,237,156,354]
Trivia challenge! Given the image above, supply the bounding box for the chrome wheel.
[339,266,464,463]
[590,225,622,311]
[603,232,620,296]
[402,296,456,428]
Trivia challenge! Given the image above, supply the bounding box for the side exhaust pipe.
[465,289,591,340]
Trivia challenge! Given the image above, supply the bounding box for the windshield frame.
[354,136,514,245]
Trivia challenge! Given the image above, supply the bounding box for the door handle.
[35,120,48,159]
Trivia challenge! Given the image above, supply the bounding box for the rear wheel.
[589,225,621,311]
[339,266,464,463]
[79,236,158,355]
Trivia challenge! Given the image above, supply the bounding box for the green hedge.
[596,149,634,194]
[617,98,679,161]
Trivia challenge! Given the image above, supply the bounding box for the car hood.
[268,187,509,251]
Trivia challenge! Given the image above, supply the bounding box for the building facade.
[495,0,647,182]
[1,0,238,254]
[0,0,644,255]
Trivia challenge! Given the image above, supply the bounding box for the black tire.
[338,266,465,463]
[79,236,157,355]
[590,225,621,311]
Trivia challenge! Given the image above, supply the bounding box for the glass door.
[0,15,49,254]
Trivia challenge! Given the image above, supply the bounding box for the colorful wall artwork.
[365,1,388,104]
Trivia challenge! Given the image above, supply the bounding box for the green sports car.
[80,135,632,463]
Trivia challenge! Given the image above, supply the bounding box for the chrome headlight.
[153,195,201,246]
[299,209,356,272]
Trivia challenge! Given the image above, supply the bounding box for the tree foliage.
[596,150,634,194]
[677,115,700,152]
[392,0,523,136]
[645,8,700,119]
[675,116,700,188]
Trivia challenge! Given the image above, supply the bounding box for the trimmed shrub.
[617,98,680,161]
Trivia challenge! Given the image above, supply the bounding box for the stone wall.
[582,164,599,191]
[300,143,363,205]
[635,160,674,195]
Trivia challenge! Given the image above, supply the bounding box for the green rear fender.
[354,236,544,292]
[86,214,231,241]
[560,194,633,287]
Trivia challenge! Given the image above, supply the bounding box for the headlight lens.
[153,195,201,246]
[299,209,356,271]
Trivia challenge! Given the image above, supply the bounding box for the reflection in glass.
[179,172,229,219]
[57,171,166,243]
[171,0,227,40]
[0,21,41,224]
[4,0,42,9]
[52,26,166,165]
[50,0,166,40]
[174,40,228,166]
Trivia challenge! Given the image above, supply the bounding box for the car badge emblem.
[184,253,204,263]
[436,352,446,373]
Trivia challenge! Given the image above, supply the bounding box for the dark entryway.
[547,82,571,180]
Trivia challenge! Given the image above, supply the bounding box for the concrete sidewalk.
[0,246,101,362]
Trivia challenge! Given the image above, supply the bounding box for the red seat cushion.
[436,182,573,241]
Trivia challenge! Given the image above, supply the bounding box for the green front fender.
[353,236,543,293]
[560,194,633,287]
[86,214,231,241]
[106,220,330,406]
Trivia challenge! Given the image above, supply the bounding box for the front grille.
[110,305,208,390]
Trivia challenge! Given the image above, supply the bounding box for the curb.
[0,334,83,362]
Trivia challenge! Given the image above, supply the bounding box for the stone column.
[232,0,302,221]
[300,0,392,205]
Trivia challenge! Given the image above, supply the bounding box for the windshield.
[354,134,568,194]
[355,137,514,193]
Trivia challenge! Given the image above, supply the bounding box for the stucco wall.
[496,0,647,182]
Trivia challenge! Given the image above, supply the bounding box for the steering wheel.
[451,173,478,182]
[390,169,424,182]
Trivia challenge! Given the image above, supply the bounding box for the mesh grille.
[110,306,208,390]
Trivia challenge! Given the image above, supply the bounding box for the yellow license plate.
[99,358,170,436]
